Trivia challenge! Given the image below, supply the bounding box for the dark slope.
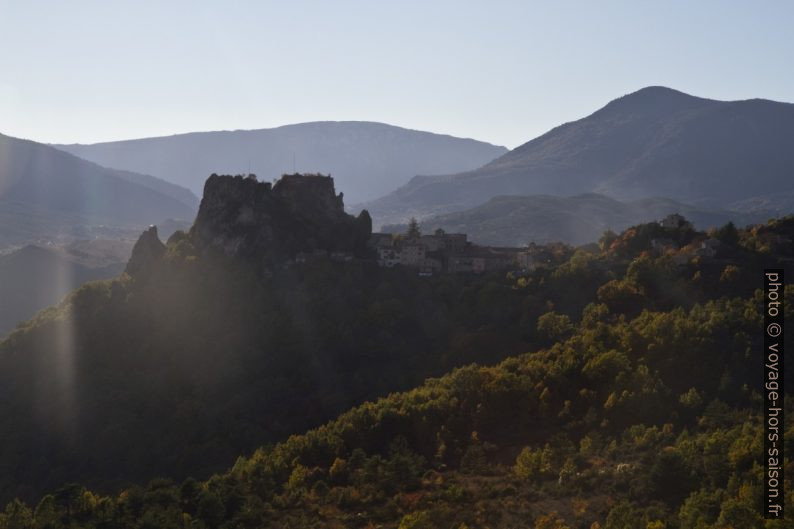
[0,174,531,501]
[3,216,793,528]
[53,121,508,203]
[367,87,794,225]
[0,241,131,336]
[395,193,771,246]
[0,133,197,247]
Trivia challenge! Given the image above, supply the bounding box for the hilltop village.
[365,212,751,276]
[144,174,750,278]
[369,226,547,275]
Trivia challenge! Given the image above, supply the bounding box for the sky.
[1,0,792,149]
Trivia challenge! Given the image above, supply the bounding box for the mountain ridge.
[0,132,197,248]
[56,120,498,148]
[365,86,794,226]
[386,192,774,246]
[52,121,508,203]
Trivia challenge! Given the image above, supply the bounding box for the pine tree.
[407,217,421,239]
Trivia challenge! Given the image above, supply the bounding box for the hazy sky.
[1,1,792,149]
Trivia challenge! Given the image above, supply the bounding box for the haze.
[1,0,793,149]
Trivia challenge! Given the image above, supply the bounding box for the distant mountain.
[0,133,197,248]
[366,87,794,225]
[384,193,774,246]
[0,240,132,336]
[112,169,199,208]
[52,121,508,203]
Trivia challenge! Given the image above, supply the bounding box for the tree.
[597,279,644,315]
[714,222,739,246]
[678,488,722,529]
[648,450,694,505]
[604,502,644,529]
[32,495,61,529]
[196,491,225,529]
[398,511,435,529]
[716,497,761,528]
[460,443,488,475]
[1,499,33,529]
[53,484,85,521]
[407,217,421,239]
[599,229,618,252]
[533,512,571,529]
[719,264,740,284]
[536,312,573,343]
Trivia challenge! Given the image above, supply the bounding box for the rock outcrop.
[190,173,371,262]
[124,174,372,277]
[125,225,165,277]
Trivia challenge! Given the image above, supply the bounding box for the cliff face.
[125,225,165,277]
[125,173,368,268]
[190,173,371,261]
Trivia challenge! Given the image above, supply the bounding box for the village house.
[696,237,725,258]
[516,251,536,270]
[371,228,521,275]
[330,251,353,262]
[400,241,426,266]
[659,213,692,230]
[377,246,401,267]
[650,237,678,255]
[294,248,329,263]
[424,229,468,253]
[516,243,555,270]
[447,255,475,273]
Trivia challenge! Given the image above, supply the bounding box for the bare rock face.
[125,225,165,277]
[190,174,372,262]
[123,174,372,278]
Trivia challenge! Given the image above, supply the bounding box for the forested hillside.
[0,208,791,527]
[0,174,566,502]
[0,241,131,336]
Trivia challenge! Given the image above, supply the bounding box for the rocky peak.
[125,225,165,277]
[191,173,371,262]
[272,173,345,217]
